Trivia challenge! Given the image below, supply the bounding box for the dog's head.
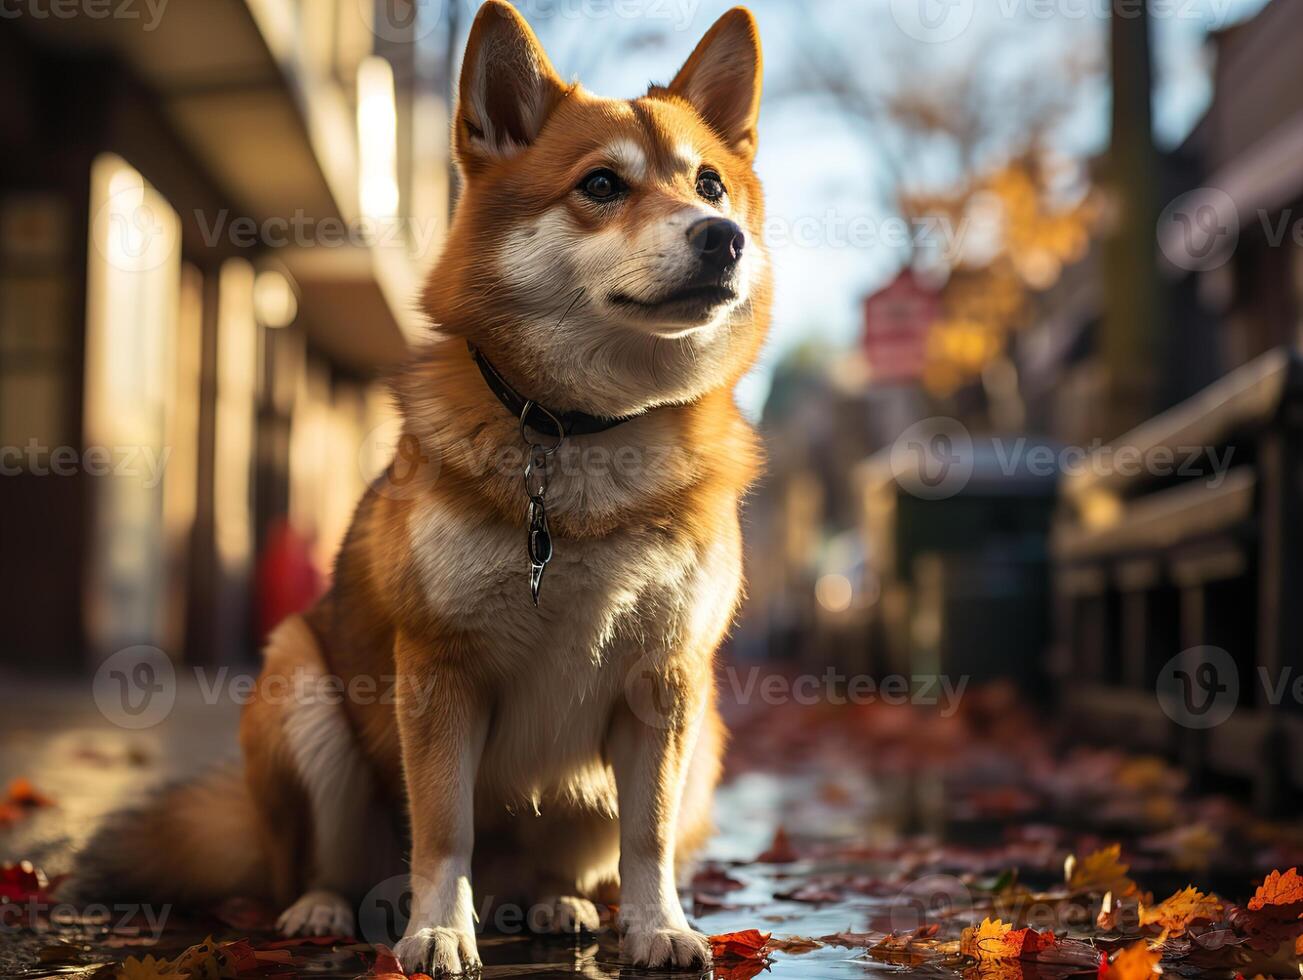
[425,0,770,418]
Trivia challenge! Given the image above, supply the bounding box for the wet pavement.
[2,669,1302,980]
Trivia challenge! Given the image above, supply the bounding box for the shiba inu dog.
[78,1,768,974]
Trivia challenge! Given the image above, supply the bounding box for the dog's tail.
[71,761,271,907]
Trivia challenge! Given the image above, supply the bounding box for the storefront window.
[83,153,182,659]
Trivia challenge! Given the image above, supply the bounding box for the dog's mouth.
[609,283,738,321]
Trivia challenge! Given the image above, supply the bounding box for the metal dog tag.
[527,496,552,606]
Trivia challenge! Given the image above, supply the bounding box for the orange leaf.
[1099,941,1161,980]
[961,917,1056,961]
[1070,845,1138,897]
[6,777,54,808]
[962,918,1016,959]
[1248,869,1303,911]
[1139,886,1224,936]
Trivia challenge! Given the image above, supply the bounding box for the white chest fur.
[406,495,738,808]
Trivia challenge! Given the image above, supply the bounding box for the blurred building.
[0,1,452,670]
[1020,0,1303,440]
[1024,0,1303,808]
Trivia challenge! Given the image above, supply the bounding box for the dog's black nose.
[687,217,746,269]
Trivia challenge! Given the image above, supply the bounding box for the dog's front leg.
[609,670,710,969]
[393,634,487,977]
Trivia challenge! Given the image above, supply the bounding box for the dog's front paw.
[395,927,481,977]
[622,926,711,969]
[277,889,355,938]
[535,895,601,934]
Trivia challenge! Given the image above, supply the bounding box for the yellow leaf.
[1069,844,1137,897]
[960,918,1030,960]
[1138,886,1224,936]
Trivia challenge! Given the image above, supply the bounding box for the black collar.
[469,342,635,439]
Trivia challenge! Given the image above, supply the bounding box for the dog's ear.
[455,0,568,174]
[667,7,763,161]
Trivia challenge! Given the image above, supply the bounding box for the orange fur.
[79,5,768,974]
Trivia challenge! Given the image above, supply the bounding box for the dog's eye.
[697,170,726,201]
[578,169,625,202]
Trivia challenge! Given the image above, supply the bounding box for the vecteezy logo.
[889,0,976,44]
[93,646,176,729]
[363,0,444,44]
[359,874,420,947]
[1157,188,1238,273]
[1156,646,1238,730]
[91,179,175,275]
[889,874,975,933]
[359,418,441,501]
[890,417,974,500]
[624,655,678,731]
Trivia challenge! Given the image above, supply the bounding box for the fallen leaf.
[713,959,770,980]
[754,827,798,863]
[367,947,407,980]
[693,864,746,893]
[962,917,1018,959]
[1139,886,1224,937]
[773,881,844,903]
[169,936,226,980]
[865,931,950,968]
[7,777,55,808]
[218,939,258,974]
[766,935,822,954]
[817,930,879,948]
[1248,869,1303,912]
[960,917,1056,961]
[1070,845,1138,897]
[693,892,741,912]
[0,860,62,903]
[710,928,772,960]
[709,931,772,980]
[1100,940,1162,980]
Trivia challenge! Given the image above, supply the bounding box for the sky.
[521,0,1275,416]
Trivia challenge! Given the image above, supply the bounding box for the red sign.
[862,269,940,382]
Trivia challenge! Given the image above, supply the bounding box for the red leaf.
[367,947,407,979]
[693,865,746,893]
[713,959,770,980]
[754,827,798,864]
[0,861,60,903]
[710,929,772,960]
[218,939,259,975]
[6,777,55,808]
